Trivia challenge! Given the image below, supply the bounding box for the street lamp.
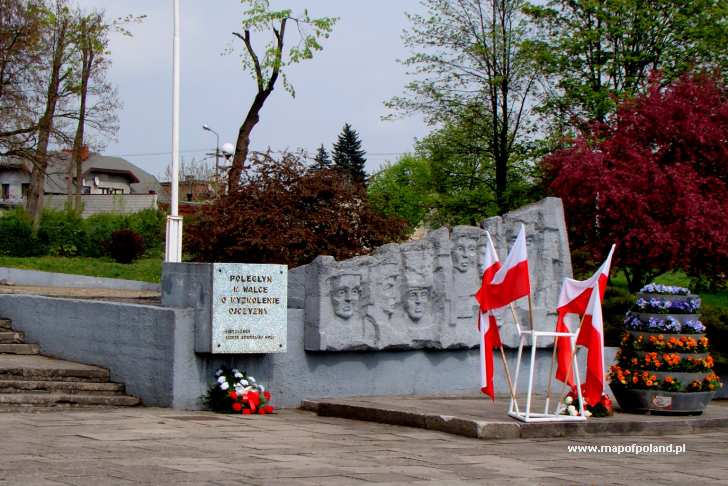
[165,0,182,263]
[202,124,220,177]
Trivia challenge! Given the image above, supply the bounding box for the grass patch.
[0,256,162,283]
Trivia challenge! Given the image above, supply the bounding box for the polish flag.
[554,245,615,385]
[477,232,503,400]
[575,282,606,406]
[478,312,502,400]
[475,225,530,312]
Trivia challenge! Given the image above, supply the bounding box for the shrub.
[602,286,635,347]
[105,229,145,264]
[81,213,127,257]
[37,209,85,257]
[0,209,41,257]
[127,209,166,251]
[185,151,408,267]
[701,304,728,375]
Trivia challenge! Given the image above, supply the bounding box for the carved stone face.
[452,236,477,273]
[330,274,361,319]
[379,274,399,316]
[405,287,430,321]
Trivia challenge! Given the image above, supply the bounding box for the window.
[1,184,9,200]
[82,186,91,194]
[21,183,30,199]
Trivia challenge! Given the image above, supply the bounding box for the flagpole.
[556,312,588,410]
[544,333,559,414]
[498,345,520,414]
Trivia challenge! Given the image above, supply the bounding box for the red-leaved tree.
[544,73,728,292]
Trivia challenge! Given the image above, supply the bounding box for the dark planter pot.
[610,386,715,414]
[627,329,705,341]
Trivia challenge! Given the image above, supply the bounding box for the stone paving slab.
[0,407,726,485]
[302,394,728,440]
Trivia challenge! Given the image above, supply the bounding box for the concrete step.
[0,319,11,331]
[0,355,110,382]
[0,393,140,407]
[0,332,25,344]
[0,379,125,395]
[0,343,39,355]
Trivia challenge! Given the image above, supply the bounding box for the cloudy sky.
[74,0,429,179]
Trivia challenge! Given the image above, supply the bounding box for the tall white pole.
[165,0,183,262]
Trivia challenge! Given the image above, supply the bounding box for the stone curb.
[301,399,728,440]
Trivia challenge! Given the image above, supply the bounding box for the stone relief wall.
[303,197,573,351]
[482,197,573,348]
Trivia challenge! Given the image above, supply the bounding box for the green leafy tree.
[525,0,728,128]
[227,0,337,192]
[367,154,432,230]
[311,143,331,170]
[332,123,366,183]
[386,0,537,213]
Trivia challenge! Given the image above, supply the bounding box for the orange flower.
[646,380,653,386]
[665,376,673,383]
[633,376,639,384]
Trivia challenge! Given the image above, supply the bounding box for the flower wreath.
[204,366,274,415]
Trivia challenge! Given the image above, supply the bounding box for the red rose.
[264,405,274,414]
[263,391,271,401]
[242,409,252,415]
[228,391,238,400]
[258,409,266,415]
[232,402,242,412]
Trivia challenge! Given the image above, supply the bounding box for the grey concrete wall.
[0,292,618,410]
[0,267,159,292]
[44,194,158,217]
[0,294,192,407]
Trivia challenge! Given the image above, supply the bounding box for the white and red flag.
[475,225,531,312]
[554,245,615,385]
[575,282,606,406]
[477,232,503,400]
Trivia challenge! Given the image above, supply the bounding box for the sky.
[74,0,429,179]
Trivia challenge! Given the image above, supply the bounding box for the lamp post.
[202,124,220,178]
[165,0,182,263]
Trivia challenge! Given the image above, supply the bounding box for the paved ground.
[0,285,160,305]
[304,394,728,440]
[0,407,726,485]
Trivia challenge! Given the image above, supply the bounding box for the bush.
[602,286,635,347]
[185,151,408,267]
[0,209,41,257]
[37,209,85,257]
[81,213,127,257]
[127,209,166,251]
[701,304,728,375]
[105,229,145,264]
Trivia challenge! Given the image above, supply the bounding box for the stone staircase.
[0,317,140,410]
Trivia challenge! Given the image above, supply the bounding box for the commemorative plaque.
[211,263,287,354]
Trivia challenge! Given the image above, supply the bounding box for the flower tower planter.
[609,283,722,415]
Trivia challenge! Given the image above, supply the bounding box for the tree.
[543,73,728,292]
[227,0,336,193]
[331,122,366,183]
[0,0,44,158]
[27,0,76,231]
[185,151,408,267]
[525,0,728,128]
[367,154,433,230]
[386,0,537,213]
[67,8,127,210]
[311,143,331,170]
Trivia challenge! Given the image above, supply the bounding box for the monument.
[303,197,573,351]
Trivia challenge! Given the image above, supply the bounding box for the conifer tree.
[312,144,331,170]
[332,123,367,183]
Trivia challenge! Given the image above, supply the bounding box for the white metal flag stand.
[506,309,587,423]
